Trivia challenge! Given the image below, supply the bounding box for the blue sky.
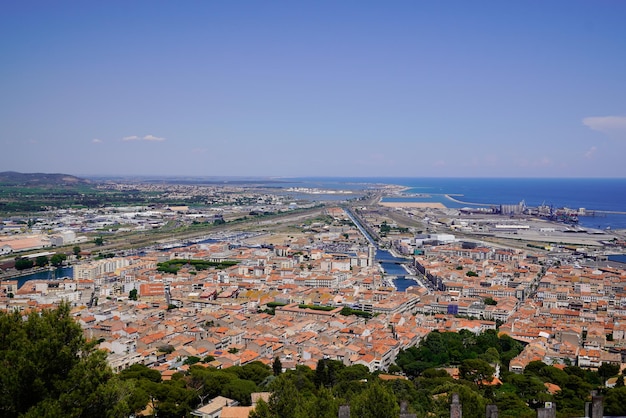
[1,1,625,177]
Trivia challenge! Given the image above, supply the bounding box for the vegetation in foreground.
[1,304,626,418]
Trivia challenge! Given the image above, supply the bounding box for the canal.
[376,249,420,292]
[344,207,421,292]
[9,267,74,288]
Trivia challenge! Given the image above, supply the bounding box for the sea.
[278,177,626,230]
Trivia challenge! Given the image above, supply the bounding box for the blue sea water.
[286,177,626,230]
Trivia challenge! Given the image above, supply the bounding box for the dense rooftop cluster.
[2,205,626,417]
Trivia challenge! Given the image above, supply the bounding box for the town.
[2,180,626,417]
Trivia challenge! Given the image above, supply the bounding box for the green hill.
[0,171,91,186]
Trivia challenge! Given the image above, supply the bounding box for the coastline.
[378,201,447,209]
[443,194,498,206]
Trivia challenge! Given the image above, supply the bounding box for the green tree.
[0,302,132,417]
[387,364,402,374]
[273,356,282,376]
[223,379,258,405]
[267,375,305,418]
[250,398,275,418]
[314,359,327,388]
[534,364,569,388]
[301,387,339,418]
[553,372,593,416]
[35,255,49,267]
[495,392,535,418]
[498,334,524,367]
[382,379,423,415]
[94,237,104,246]
[504,373,547,402]
[193,369,235,401]
[475,329,500,353]
[598,362,620,381]
[73,246,82,257]
[119,364,162,383]
[183,356,200,366]
[479,347,500,364]
[605,386,626,416]
[227,361,272,385]
[459,358,495,386]
[337,364,370,383]
[314,359,344,388]
[484,297,497,305]
[50,253,67,267]
[129,288,138,301]
[279,365,316,396]
[350,380,400,418]
[430,384,488,418]
[152,378,196,418]
[14,257,34,270]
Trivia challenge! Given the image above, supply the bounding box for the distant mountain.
[0,171,91,186]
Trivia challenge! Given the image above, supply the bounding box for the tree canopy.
[50,253,67,267]
[0,302,131,417]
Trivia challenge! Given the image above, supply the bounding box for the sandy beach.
[378,201,447,209]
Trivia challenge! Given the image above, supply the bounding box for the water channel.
[377,250,420,292]
[343,207,422,292]
[10,267,74,288]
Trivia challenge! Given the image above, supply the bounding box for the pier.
[586,210,626,216]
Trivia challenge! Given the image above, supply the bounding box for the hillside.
[0,171,91,186]
[0,172,100,213]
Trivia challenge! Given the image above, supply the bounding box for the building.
[191,396,238,418]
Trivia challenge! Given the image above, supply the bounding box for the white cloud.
[584,146,597,159]
[121,134,166,142]
[92,138,103,144]
[143,134,166,142]
[582,115,626,139]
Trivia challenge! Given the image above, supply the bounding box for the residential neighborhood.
[3,205,626,395]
